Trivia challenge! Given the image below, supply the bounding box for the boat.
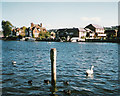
[20,38,25,41]
[71,37,79,42]
[27,38,35,41]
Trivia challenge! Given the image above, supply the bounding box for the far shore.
[1,37,120,43]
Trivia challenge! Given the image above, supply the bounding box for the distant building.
[25,23,47,38]
[85,24,106,39]
[31,23,47,38]
[25,27,33,37]
[56,28,79,41]
[79,28,87,38]
[19,27,26,37]
[50,31,56,39]
[85,24,104,33]
[104,26,118,38]
[10,27,26,37]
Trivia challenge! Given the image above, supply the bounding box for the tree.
[2,20,13,37]
[21,26,26,37]
[117,25,120,38]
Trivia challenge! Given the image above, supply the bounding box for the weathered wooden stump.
[50,48,57,86]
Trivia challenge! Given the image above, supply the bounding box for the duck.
[63,90,71,95]
[44,80,50,84]
[86,65,94,76]
[63,81,69,85]
[28,80,32,85]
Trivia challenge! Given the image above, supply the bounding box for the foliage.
[2,20,13,37]
[22,26,26,32]
[19,26,27,37]
[45,31,50,38]
[81,36,85,39]
[32,34,35,38]
[39,31,50,39]
[61,37,66,40]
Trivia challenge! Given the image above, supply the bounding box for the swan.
[12,61,16,65]
[86,65,94,76]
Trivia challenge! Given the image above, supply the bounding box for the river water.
[1,41,120,96]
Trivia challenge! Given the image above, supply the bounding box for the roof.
[91,24,104,29]
[79,28,86,32]
[84,28,92,32]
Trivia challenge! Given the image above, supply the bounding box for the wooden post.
[50,48,56,86]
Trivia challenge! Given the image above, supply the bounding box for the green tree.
[2,20,13,37]
[45,31,50,38]
[21,26,27,37]
[22,26,26,32]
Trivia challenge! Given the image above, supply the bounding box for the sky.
[1,0,119,30]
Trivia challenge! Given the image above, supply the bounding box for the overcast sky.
[1,0,119,30]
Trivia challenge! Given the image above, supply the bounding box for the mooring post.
[50,48,56,86]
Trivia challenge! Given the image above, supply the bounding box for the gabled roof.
[79,28,86,32]
[84,28,92,32]
[91,24,104,29]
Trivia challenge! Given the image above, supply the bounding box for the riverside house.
[56,28,79,41]
[10,28,23,37]
[10,27,26,37]
[10,22,47,38]
[79,28,87,38]
[26,23,47,38]
[85,24,106,39]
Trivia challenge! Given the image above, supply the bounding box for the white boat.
[20,38,25,41]
[71,39,77,42]
[71,37,79,42]
[27,38,35,41]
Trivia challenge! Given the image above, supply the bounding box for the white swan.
[12,61,16,65]
[86,65,94,76]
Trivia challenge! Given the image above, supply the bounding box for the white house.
[85,24,106,39]
[79,28,87,38]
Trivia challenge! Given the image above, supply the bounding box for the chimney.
[40,23,42,27]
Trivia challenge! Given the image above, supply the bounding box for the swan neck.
[91,67,93,70]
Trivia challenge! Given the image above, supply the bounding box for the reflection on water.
[86,74,94,79]
[1,41,119,95]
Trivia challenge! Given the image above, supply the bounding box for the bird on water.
[86,65,94,76]
[28,80,32,85]
[63,90,71,95]
[12,61,16,65]
[44,80,50,84]
[63,81,69,85]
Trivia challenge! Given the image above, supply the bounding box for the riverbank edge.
[1,37,120,43]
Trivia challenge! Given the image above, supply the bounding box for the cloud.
[81,17,101,22]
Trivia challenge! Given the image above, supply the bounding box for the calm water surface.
[1,41,119,96]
